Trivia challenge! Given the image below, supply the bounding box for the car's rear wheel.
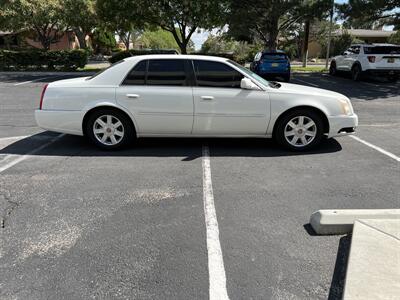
[351,64,362,81]
[85,108,135,150]
[275,109,324,151]
[329,62,337,76]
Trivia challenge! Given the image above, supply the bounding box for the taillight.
[39,83,48,110]
[367,56,376,63]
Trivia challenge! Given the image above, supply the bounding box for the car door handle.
[201,96,214,101]
[126,94,140,99]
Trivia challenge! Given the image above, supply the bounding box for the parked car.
[35,55,357,151]
[250,50,291,82]
[330,43,400,82]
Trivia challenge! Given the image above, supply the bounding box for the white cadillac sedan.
[35,55,358,151]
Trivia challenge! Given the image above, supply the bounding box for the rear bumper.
[35,110,84,135]
[364,69,400,76]
[327,114,358,138]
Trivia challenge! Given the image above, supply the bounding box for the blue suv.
[250,50,291,82]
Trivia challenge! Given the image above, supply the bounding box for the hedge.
[0,49,89,71]
[109,49,179,63]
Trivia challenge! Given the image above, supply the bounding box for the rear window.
[364,46,400,54]
[261,54,287,60]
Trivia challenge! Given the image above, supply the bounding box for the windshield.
[228,60,271,88]
[261,54,288,60]
[364,46,400,54]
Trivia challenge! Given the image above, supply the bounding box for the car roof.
[124,54,230,62]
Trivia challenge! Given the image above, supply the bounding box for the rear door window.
[193,60,244,88]
[147,59,187,86]
[123,60,147,85]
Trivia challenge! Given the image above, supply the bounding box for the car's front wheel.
[85,108,135,150]
[275,109,324,151]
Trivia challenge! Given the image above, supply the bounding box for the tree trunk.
[302,20,310,68]
[74,29,87,49]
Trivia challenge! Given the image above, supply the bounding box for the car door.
[336,49,351,70]
[345,46,360,70]
[191,60,270,136]
[116,59,194,135]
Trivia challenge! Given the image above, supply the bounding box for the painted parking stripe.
[350,135,400,162]
[292,77,319,87]
[0,134,65,173]
[202,145,229,300]
[13,76,57,86]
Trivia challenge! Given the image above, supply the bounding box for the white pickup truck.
[329,43,400,82]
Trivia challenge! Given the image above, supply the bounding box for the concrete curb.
[309,209,400,235]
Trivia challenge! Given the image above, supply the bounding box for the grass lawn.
[291,66,327,72]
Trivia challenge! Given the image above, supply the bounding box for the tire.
[329,62,337,76]
[85,108,135,150]
[275,109,324,151]
[351,64,362,81]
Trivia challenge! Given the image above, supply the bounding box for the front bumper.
[327,114,358,138]
[35,109,84,135]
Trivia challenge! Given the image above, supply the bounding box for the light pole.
[325,0,334,70]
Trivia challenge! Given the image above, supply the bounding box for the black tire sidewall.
[329,62,336,75]
[85,109,135,150]
[352,65,361,81]
[275,109,324,151]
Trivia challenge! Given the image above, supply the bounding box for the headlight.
[338,99,352,115]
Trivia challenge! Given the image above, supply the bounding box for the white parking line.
[202,145,229,300]
[292,78,319,87]
[350,135,400,162]
[13,76,56,86]
[0,134,65,173]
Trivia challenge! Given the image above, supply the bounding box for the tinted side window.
[193,60,244,88]
[123,60,147,85]
[147,59,187,86]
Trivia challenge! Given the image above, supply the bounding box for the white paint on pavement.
[14,76,56,86]
[292,78,319,87]
[350,135,400,162]
[202,145,229,300]
[0,134,65,173]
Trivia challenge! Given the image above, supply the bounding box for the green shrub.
[0,49,89,71]
[109,49,179,63]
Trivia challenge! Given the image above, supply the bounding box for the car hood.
[274,82,346,99]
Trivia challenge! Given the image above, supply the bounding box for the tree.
[140,28,179,50]
[96,0,145,50]
[0,0,64,50]
[338,0,400,29]
[63,0,97,49]
[388,31,400,44]
[226,0,331,58]
[226,0,304,50]
[99,0,226,54]
[91,27,117,54]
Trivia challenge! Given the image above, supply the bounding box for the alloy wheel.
[284,116,317,147]
[93,115,125,146]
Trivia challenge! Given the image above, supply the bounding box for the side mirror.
[240,78,260,90]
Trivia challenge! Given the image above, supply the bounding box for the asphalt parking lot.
[0,72,399,299]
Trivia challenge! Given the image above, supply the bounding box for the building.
[307,29,397,58]
[0,29,82,50]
